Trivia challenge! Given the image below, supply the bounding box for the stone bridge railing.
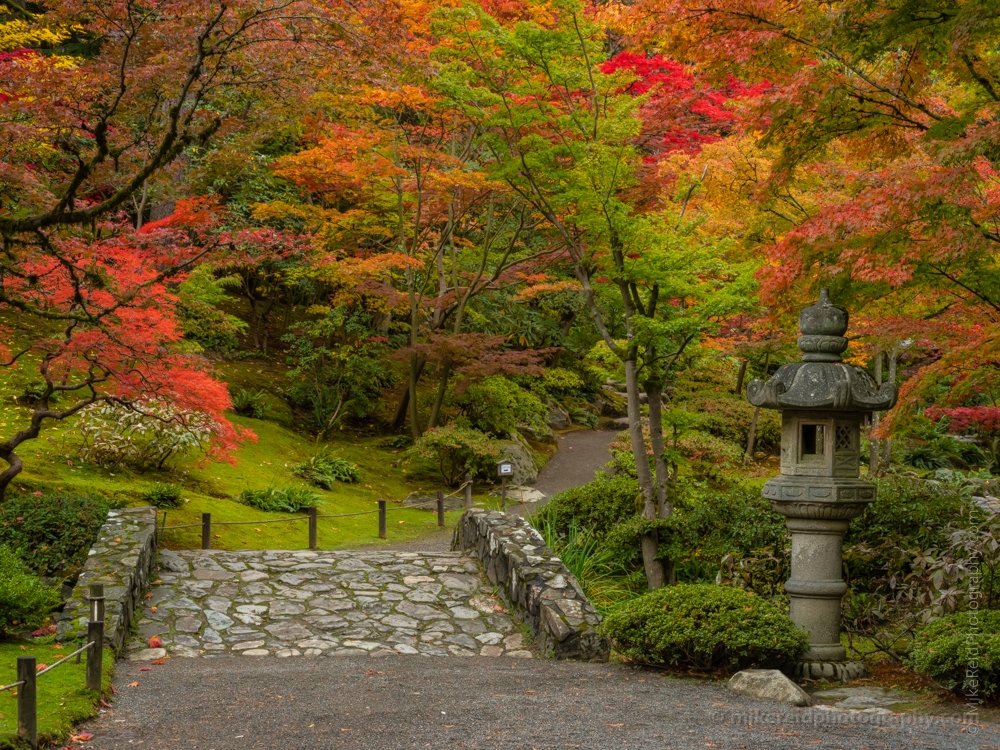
[452,509,609,662]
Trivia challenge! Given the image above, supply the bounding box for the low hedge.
[910,611,1000,699]
[600,583,808,671]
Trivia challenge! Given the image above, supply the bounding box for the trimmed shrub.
[0,546,62,635]
[293,452,361,487]
[141,482,184,509]
[0,494,109,577]
[236,486,319,513]
[910,611,1000,699]
[600,584,809,670]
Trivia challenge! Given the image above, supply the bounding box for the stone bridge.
[132,549,533,660]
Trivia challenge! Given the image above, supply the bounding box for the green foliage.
[910,611,1000,698]
[0,546,62,635]
[567,405,599,429]
[75,399,213,470]
[141,482,183,509]
[663,484,789,592]
[284,309,395,438]
[902,416,986,471]
[176,266,247,353]
[16,381,57,406]
[236,485,319,513]
[0,494,109,577]
[533,516,642,613]
[293,452,361,487]
[843,476,967,589]
[600,584,808,670]
[534,474,641,540]
[453,376,547,437]
[231,388,269,419]
[410,424,502,486]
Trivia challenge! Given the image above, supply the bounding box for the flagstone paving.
[130,548,532,660]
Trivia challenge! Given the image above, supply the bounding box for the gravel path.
[136,549,527,659]
[85,656,994,749]
[531,430,617,501]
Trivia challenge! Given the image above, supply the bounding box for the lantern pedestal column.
[781,516,852,661]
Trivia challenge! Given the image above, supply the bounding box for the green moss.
[0,641,114,749]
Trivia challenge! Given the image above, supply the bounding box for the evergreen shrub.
[600,584,808,670]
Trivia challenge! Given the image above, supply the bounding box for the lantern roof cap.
[746,289,897,412]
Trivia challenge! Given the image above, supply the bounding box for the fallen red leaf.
[147,636,162,648]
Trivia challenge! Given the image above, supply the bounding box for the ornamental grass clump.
[910,611,1000,699]
[600,584,809,671]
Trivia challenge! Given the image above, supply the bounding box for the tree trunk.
[407,352,422,440]
[427,360,452,430]
[734,358,748,396]
[0,448,23,502]
[870,353,883,474]
[626,358,665,590]
[879,347,897,472]
[391,357,427,431]
[645,379,670,518]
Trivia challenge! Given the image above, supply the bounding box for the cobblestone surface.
[132,549,531,660]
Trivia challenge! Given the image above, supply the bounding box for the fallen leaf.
[127,682,139,688]
[603,723,624,728]
[139,667,151,672]
[151,658,166,665]
[147,636,162,648]
[36,664,48,672]
[149,607,157,613]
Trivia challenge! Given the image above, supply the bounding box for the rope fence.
[158,480,476,550]
[3,584,106,749]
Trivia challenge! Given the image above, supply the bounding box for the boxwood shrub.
[600,584,809,671]
[910,611,1000,699]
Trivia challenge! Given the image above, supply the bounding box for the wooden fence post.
[308,507,318,550]
[86,619,104,691]
[201,512,211,550]
[17,656,37,749]
[378,500,387,540]
[436,490,445,528]
[464,476,472,510]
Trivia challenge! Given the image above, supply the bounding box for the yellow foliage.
[0,18,79,52]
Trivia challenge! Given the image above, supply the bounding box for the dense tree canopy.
[1,0,997,588]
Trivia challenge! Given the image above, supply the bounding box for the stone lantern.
[747,289,897,662]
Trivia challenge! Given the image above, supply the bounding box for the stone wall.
[56,507,159,655]
[452,509,609,662]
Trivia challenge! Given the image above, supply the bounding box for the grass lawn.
[0,642,114,749]
[0,371,500,551]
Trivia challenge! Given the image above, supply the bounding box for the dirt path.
[531,430,617,501]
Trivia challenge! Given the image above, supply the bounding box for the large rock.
[726,669,811,707]
[498,433,539,484]
[545,403,571,430]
